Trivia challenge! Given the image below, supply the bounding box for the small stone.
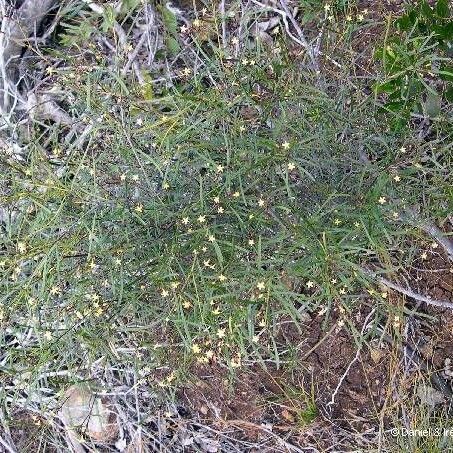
[417,384,445,407]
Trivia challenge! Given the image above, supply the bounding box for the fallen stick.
[362,268,453,310]
[378,275,453,310]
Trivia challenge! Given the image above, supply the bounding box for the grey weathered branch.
[0,0,57,114]
[363,268,453,310]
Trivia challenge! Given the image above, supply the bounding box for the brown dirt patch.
[177,305,395,448]
[9,411,58,453]
[407,248,453,381]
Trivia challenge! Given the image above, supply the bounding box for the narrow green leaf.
[436,0,450,18]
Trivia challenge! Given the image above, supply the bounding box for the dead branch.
[363,268,453,310]
[251,0,319,71]
[0,0,57,114]
[417,219,453,262]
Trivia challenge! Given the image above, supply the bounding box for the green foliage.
[297,402,319,425]
[59,18,95,46]
[374,0,453,130]
[120,0,142,15]
[160,4,181,56]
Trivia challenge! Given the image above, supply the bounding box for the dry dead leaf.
[280,408,295,422]
[370,347,384,364]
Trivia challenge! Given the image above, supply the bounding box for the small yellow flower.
[17,242,27,254]
[252,335,259,343]
[182,217,189,225]
[381,292,388,299]
[392,212,399,219]
[378,196,387,205]
[339,287,347,295]
[120,173,126,181]
[205,350,214,359]
[239,125,246,132]
[183,300,192,309]
[421,252,428,260]
[180,24,188,33]
[258,319,266,327]
[135,204,143,213]
[170,281,180,289]
[193,19,201,28]
[257,281,265,291]
[217,328,226,338]
[44,331,52,340]
[192,344,201,354]
[334,218,341,225]
[400,146,407,153]
[306,281,314,289]
[218,274,226,282]
[208,235,215,242]
[393,174,401,182]
[182,67,191,77]
[357,13,364,21]
[198,215,206,223]
[114,258,122,266]
[287,162,296,171]
[161,289,169,297]
[232,191,240,198]
[163,182,170,190]
[354,221,360,228]
[212,307,221,315]
[213,196,220,204]
[346,15,352,21]
[258,198,265,207]
[248,239,255,246]
[216,165,224,173]
[132,174,139,182]
[281,141,290,150]
[431,242,438,249]
[331,278,337,284]
[231,36,239,45]
[217,206,224,214]
[230,356,241,368]
[27,297,37,306]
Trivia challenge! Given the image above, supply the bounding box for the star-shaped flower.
[281,141,290,150]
